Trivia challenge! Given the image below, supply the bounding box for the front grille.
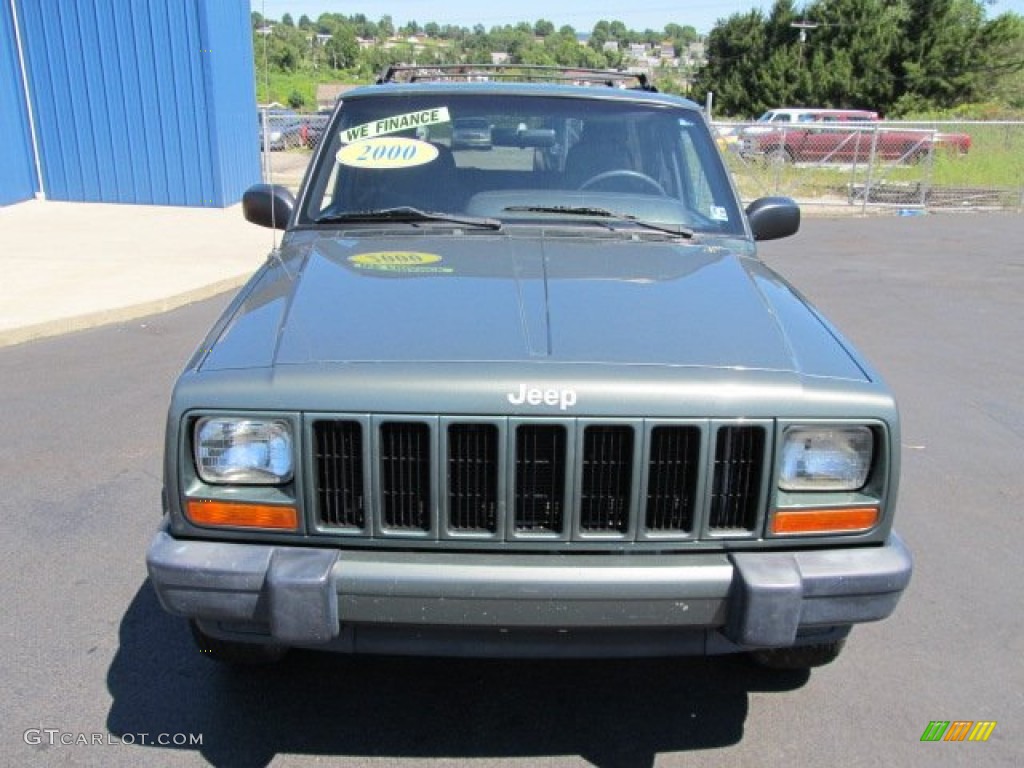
[312,418,768,544]
[447,423,499,533]
[379,422,431,531]
[314,420,365,528]
[580,426,633,533]
[709,425,765,531]
[645,425,701,533]
[514,424,566,533]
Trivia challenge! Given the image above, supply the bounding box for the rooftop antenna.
[259,0,279,250]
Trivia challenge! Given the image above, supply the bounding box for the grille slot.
[379,422,431,531]
[645,426,700,533]
[709,425,765,531]
[514,424,566,533]
[314,420,365,528]
[580,426,633,533]
[447,423,499,533]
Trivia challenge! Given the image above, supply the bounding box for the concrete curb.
[0,273,249,349]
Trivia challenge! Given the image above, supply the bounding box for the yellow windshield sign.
[336,138,438,169]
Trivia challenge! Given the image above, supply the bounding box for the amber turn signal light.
[186,499,298,530]
[770,506,879,535]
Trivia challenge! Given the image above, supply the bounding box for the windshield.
[299,92,745,236]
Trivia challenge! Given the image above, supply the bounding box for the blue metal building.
[0,0,36,206]
[0,0,259,207]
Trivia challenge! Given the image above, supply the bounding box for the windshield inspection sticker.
[348,252,453,273]
[710,205,729,221]
[336,137,439,169]
[341,106,451,144]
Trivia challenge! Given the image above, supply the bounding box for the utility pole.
[791,20,819,62]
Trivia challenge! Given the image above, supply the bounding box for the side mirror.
[242,184,295,230]
[746,196,800,241]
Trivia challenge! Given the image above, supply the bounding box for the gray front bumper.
[146,530,911,653]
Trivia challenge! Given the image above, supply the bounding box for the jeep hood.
[199,233,867,381]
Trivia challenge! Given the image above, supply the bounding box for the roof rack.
[376,64,657,92]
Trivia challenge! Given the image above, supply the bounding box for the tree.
[247,6,1022,115]
[324,25,360,70]
[691,9,773,115]
[665,23,697,47]
[897,0,984,108]
[259,23,307,73]
[691,0,1022,116]
[542,28,608,67]
[895,0,1024,112]
[358,43,405,79]
[985,13,1024,110]
[534,19,555,37]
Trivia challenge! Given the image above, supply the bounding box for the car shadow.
[107,581,809,768]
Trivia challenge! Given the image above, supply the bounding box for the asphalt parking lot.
[0,211,1020,767]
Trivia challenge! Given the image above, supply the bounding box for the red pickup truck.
[740,111,970,164]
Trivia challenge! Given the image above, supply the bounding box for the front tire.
[190,620,288,665]
[749,639,845,670]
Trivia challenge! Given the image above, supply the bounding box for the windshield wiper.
[503,205,693,238]
[315,207,502,230]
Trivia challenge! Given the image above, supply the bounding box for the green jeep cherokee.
[147,66,911,668]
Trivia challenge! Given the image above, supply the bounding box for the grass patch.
[255,68,361,111]
[724,121,1024,206]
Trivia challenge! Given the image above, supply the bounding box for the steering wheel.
[578,170,665,195]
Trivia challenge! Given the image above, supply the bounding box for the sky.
[253,0,1024,36]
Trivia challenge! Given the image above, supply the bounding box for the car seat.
[338,142,459,212]
[564,121,633,188]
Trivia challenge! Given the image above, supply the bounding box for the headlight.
[779,426,872,491]
[194,417,293,485]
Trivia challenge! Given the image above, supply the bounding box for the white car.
[740,107,878,138]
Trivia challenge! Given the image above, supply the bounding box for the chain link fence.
[258,107,330,189]
[714,119,1024,213]
[259,108,1023,214]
